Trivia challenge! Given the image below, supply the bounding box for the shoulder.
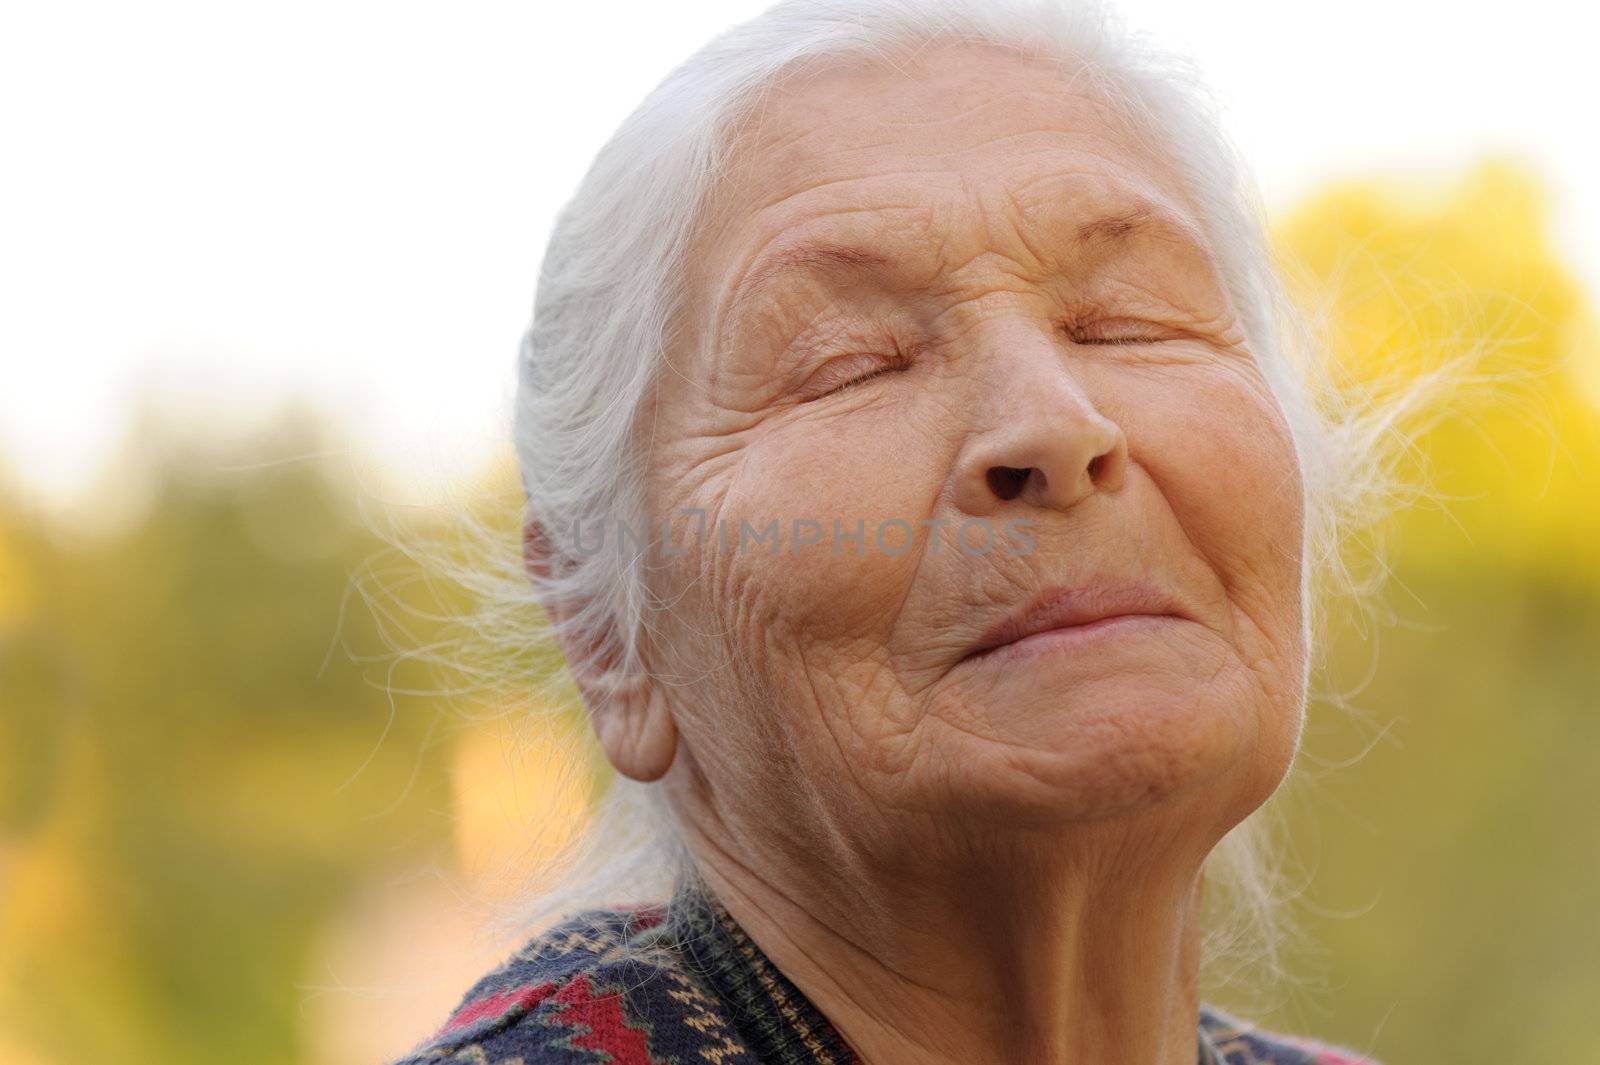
[1201,1002,1385,1065]
[383,902,756,1065]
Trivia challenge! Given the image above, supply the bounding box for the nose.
[951,355,1128,517]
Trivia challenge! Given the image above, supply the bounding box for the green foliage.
[1238,568,1600,1062]
[0,406,464,1065]
[1,157,1596,1063]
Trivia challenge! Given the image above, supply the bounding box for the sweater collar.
[663,875,1229,1065]
[665,876,864,1065]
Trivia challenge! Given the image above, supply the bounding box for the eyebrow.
[725,243,893,334]
[1075,205,1157,245]
[722,203,1204,333]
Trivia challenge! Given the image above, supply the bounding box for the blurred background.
[1,1,1596,1063]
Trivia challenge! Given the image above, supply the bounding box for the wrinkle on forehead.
[674,40,1216,386]
[722,192,1215,339]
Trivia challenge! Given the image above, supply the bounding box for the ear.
[522,514,678,782]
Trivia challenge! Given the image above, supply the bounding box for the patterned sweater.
[386,878,1380,1065]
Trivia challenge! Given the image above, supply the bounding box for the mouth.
[959,582,1191,664]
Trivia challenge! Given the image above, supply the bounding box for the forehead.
[684,41,1212,352]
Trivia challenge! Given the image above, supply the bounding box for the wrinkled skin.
[550,40,1308,1065]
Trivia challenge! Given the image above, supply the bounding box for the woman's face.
[637,43,1307,853]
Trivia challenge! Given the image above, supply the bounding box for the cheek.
[1132,366,1305,640]
[703,405,950,642]
[645,402,951,793]
[1120,365,1310,803]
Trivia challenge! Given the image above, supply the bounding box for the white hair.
[364,0,1472,1006]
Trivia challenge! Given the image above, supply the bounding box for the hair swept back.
[357,0,1470,1007]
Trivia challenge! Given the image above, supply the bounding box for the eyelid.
[1066,317,1185,344]
[797,347,913,401]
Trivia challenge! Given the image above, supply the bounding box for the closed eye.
[806,343,921,398]
[1066,318,1187,345]
[833,363,899,393]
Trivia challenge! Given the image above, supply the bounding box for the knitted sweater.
[386,879,1380,1065]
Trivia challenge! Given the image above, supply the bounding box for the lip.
[961,581,1191,663]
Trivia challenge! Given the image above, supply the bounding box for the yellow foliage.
[0,527,31,633]
[1274,156,1600,583]
[450,711,594,901]
[0,726,122,980]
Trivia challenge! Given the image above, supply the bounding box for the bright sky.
[4,0,1596,511]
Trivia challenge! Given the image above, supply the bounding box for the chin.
[918,673,1276,832]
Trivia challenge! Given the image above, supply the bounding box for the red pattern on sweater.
[547,973,657,1063]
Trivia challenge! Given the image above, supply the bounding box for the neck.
[680,813,1214,1065]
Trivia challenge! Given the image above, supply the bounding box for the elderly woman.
[391,0,1390,1062]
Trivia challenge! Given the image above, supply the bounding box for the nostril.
[986,465,1031,502]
